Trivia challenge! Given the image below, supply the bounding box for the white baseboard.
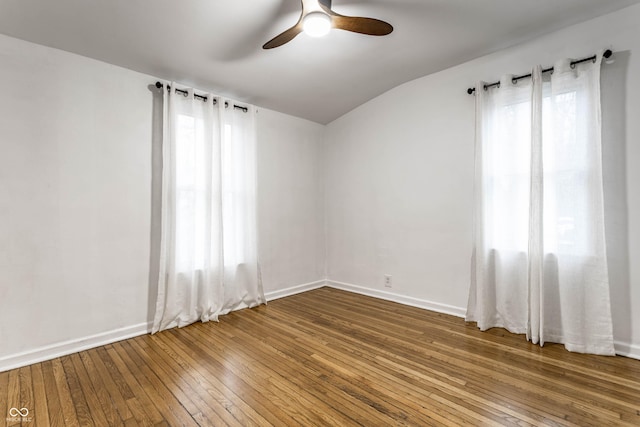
[326,280,467,318]
[264,280,327,301]
[614,341,640,360]
[3,280,636,372]
[327,281,640,360]
[0,280,325,373]
[0,322,152,373]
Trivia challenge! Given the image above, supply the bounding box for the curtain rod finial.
[603,49,612,59]
[155,81,163,89]
[467,88,475,95]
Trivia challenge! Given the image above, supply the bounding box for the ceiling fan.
[263,0,393,49]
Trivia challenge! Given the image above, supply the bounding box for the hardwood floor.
[2,287,639,426]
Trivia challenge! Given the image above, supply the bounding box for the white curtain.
[466,53,615,355]
[152,83,265,334]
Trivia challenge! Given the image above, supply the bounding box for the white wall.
[257,109,326,298]
[0,34,153,367]
[0,34,326,370]
[325,4,640,356]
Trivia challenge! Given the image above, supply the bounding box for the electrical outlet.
[384,274,392,288]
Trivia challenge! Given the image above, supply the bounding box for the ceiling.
[1,0,639,124]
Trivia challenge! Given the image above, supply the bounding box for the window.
[173,108,256,273]
[485,95,531,253]
[542,89,593,256]
[175,113,211,272]
[485,83,594,257]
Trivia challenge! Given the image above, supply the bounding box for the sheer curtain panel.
[466,53,615,355]
[152,84,265,334]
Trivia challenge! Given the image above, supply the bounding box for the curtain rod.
[154,82,249,112]
[466,49,613,95]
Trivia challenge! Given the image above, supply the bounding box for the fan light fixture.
[262,0,393,49]
[303,12,331,37]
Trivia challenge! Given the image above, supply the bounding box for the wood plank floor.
[2,287,639,426]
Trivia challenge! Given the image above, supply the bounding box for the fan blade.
[263,23,304,49]
[331,15,393,36]
[318,4,392,36]
[263,0,309,49]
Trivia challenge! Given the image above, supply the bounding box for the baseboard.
[4,281,635,372]
[0,322,152,373]
[0,280,325,373]
[326,281,640,360]
[326,280,467,318]
[614,341,640,360]
[264,280,327,301]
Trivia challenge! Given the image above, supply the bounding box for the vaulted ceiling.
[1,0,639,124]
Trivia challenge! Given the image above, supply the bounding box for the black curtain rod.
[155,82,249,112]
[466,49,613,95]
